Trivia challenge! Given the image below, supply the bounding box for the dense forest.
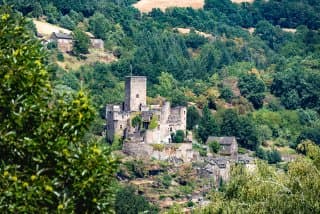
[1,0,320,213]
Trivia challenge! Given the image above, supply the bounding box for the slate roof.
[52,32,73,40]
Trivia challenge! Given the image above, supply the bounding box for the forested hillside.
[1,0,320,213]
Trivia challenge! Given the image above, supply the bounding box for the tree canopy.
[0,6,118,212]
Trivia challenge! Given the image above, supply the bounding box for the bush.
[57,51,64,61]
[115,186,159,214]
[171,130,185,143]
[208,141,220,153]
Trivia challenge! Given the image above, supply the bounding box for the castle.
[106,76,187,144]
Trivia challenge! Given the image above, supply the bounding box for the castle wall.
[168,106,187,133]
[122,143,197,163]
[106,105,130,142]
[145,129,161,144]
[124,76,147,112]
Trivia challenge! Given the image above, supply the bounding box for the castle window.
[136,94,139,98]
[120,125,123,129]
[170,127,173,132]
[184,111,186,115]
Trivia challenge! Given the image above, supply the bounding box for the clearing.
[33,20,71,39]
[245,27,297,34]
[231,0,254,3]
[133,0,204,13]
[174,27,214,40]
[56,49,117,70]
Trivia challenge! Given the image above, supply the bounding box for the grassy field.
[56,49,117,70]
[133,0,204,13]
[33,20,71,39]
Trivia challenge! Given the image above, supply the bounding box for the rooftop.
[206,136,236,145]
[52,32,73,39]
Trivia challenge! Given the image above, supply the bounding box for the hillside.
[33,19,71,39]
[2,0,320,213]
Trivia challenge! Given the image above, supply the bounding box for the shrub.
[171,130,185,143]
[208,141,220,153]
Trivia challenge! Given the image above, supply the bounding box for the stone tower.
[124,76,147,112]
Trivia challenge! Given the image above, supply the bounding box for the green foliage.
[59,14,76,30]
[193,143,207,157]
[161,174,172,187]
[131,114,142,129]
[171,130,185,143]
[152,143,165,151]
[271,65,320,111]
[56,51,64,61]
[0,7,118,212]
[187,106,200,130]
[115,186,159,214]
[219,86,234,102]
[149,115,158,130]
[238,74,266,109]
[256,147,282,164]
[197,105,219,143]
[89,12,112,40]
[72,28,90,55]
[200,154,320,213]
[208,141,220,153]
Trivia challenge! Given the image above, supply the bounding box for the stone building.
[51,32,73,52]
[206,136,238,159]
[50,32,104,52]
[106,76,187,144]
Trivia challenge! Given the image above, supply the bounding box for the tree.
[131,115,142,129]
[171,130,185,143]
[88,12,111,40]
[187,106,200,130]
[73,28,90,55]
[208,141,220,153]
[197,105,219,143]
[31,2,43,18]
[238,74,266,109]
[115,186,158,214]
[219,109,240,137]
[220,87,234,103]
[60,15,76,30]
[43,3,60,24]
[0,7,118,212]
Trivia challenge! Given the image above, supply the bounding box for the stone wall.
[57,39,73,52]
[123,143,198,163]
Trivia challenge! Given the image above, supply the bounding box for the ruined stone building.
[106,76,187,144]
[50,32,104,52]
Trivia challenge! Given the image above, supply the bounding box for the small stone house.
[206,136,238,159]
[51,32,73,52]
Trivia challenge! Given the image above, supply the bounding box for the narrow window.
[136,94,139,98]
[120,125,123,129]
